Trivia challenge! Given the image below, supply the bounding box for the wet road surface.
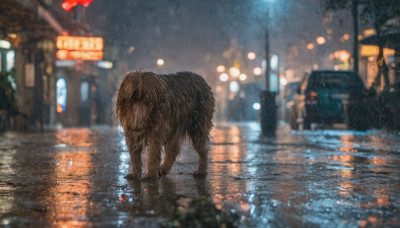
[1,122,400,227]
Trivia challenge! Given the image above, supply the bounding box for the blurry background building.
[0,0,119,131]
[1,0,400,130]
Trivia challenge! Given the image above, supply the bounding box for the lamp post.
[352,0,359,75]
[260,0,277,136]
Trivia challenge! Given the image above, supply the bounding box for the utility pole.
[260,6,277,136]
[352,0,359,75]
[265,17,270,90]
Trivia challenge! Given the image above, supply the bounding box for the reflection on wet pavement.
[0,124,400,227]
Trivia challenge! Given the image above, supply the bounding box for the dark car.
[290,70,366,130]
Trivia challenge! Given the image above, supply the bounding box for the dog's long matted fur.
[116,71,215,180]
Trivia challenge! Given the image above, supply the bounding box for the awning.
[0,0,55,34]
[36,1,91,36]
[0,0,91,37]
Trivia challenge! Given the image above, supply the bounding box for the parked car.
[289,70,367,130]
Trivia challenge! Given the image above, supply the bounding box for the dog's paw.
[125,173,141,180]
[142,173,159,181]
[192,171,208,178]
[142,174,158,181]
[158,168,168,177]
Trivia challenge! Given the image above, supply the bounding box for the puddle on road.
[0,124,400,227]
[206,123,400,227]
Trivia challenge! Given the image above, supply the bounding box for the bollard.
[260,91,277,136]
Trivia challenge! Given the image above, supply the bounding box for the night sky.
[84,0,361,82]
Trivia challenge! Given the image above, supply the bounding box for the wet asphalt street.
[1,122,400,227]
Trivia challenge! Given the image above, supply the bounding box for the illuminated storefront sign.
[360,45,395,57]
[56,36,103,61]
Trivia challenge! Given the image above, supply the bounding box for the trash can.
[260,91,277,136]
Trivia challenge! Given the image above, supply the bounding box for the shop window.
[6,50,15,72]
[56,78,67,112]
[81,81,89,102]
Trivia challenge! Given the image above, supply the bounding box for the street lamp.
[260,0,277,136]
[219,73,229,82]
[228,67,240,78]
[217,65,225,73]
[253,67,262,76]
[157,58,164,66]
[316,36,326,45]
[239,73,247,81]
[247,52,256,60]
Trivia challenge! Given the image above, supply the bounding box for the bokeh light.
[253,67,262,76]
[217,65,226,73]
[219,73,229,82]
[239,74,247,81]
[247,52,256,60]
[229,67,240,77]
[316,36,326,45]
[157,59,164,66]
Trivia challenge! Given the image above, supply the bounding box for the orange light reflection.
[56,129,94,147]
[46,129,96,227]
[209,125,248,211]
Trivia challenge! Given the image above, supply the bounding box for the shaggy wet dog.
[116,71,214,180]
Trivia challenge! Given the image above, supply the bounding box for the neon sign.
[56,36,103,61]
[62,0,94,12]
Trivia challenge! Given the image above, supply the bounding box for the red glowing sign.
[56,50,103,61]
[56,36,103,61]
[62,0,94,11]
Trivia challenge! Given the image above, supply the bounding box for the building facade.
[0,0,103,131]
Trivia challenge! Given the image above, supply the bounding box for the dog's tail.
[116,71,167,127]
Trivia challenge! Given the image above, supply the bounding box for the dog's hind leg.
[191,134,208,178]
[159,138,180,176]
[125,132,143,180]
[144,141,162,180]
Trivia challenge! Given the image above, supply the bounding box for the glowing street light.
[306,43,314,50]
[247,52,256,60]
[239,73,247,81]
[340,33,350,42]
[334,50,351,61]
[253,67,262,76]
[229,81,239,92]
[216,65,225,73]
[229,67,240,78]
[316,36,326,45]
[253,103,261,110]
[279,76,288,86]
[157,58,164,66]
[219,73,229,82]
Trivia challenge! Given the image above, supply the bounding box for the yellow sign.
[360,45,395,57]
[56,36,103,60]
